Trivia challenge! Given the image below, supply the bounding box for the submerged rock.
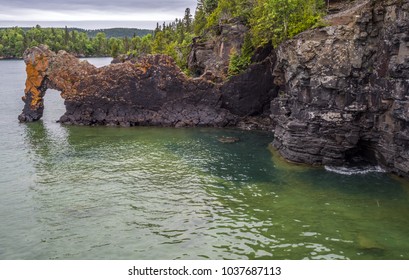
[217,136,240,143]
[357,234,385,253]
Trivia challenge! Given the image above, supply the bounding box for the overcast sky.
[0,0,197,29]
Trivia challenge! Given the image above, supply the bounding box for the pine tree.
[204,0,218,14]
[183,8,193,33]
[194,0,207,35]
[64,26,69,47]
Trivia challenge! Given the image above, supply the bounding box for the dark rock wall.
[222,53,277,117]
[59,55,237,127]
[20,49,238,127]
[188,18,248,81]
[18,0,409,178]
[19,46,276,129]
[271,0,409,176]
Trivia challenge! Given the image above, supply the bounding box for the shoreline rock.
[18,45,275,129]
[18,0,409,179]
[270,0,409,178]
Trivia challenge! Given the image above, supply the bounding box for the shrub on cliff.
[251,0,325,47]
[196,0,325,48]
[120,0,326,76]
[228,33,253,76]
[191,0,325,77]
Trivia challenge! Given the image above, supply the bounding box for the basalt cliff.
[19,0,409,177]
[271,0,409,177]
[18,45,274,128]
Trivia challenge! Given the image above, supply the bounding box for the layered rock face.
[271,0,409,176]
[19,45,275,128]
[18,0,409,178]
[188,18,248,81]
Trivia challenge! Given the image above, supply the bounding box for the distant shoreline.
[0,21,159,30]
[0,26,153,39]
[0,57,22,60]
[0,55,112,60]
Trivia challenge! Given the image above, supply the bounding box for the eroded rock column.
[18,45,53,122]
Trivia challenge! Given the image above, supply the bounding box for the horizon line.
[0,20,172,29]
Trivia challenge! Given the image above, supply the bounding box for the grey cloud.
[0,0,196,13]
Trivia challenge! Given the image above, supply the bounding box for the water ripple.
[1,60,409,259]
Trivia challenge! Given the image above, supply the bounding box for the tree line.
[127,0,326,75]
[1,0,326,75]
[0,25,152,58]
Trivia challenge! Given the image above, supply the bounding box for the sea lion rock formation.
[19,45,274,127]
[18,46,231,127]
[18,0,409,179]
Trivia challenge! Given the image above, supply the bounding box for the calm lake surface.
[1,58,409,260]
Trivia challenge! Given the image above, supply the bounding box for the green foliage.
[193,14,206,36]
[85,28,152,38]
[129,34,153,57]
[108,37,123,58]
[183,8,193,33]
[204,0,219,14]
[0,26,154,58]
[194,0,221,35]
[251,0,325,47]
[127,12,196,71]
[206,0,235,27]
[0,0,326,78]
[121,0,324,76]
[92,32,108,56]
[228,50,242,76]
[193,3,207,35]
[228,34,253,76]
[206,0,254,28]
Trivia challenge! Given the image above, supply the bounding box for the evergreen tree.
[1,0,327,75]
[251,0,324,47]
[194,0,207,35]
[183,8,193,33]
[64,26,69,47]
[204,0,218,14]
[123,36,130,53]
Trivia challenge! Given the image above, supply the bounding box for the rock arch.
[18,45,97,122]
[18,45,275,127]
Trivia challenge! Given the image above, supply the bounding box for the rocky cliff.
[18,0,409,178]
[19,47,235,127]
[271,0,409,177]
[18,44,274,128]
[188,18,248,81]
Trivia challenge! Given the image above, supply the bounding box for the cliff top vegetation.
[2,0,352,75]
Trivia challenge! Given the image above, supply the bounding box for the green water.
[1,59,409,260]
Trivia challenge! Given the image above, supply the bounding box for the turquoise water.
[0,59,409,260]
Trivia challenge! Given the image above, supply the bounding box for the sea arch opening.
[43,89,66,124]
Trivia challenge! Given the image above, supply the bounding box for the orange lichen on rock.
[19,46,239,128]
[24,53,49,109]
[135,60,151,75]
[18,45,54,122]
